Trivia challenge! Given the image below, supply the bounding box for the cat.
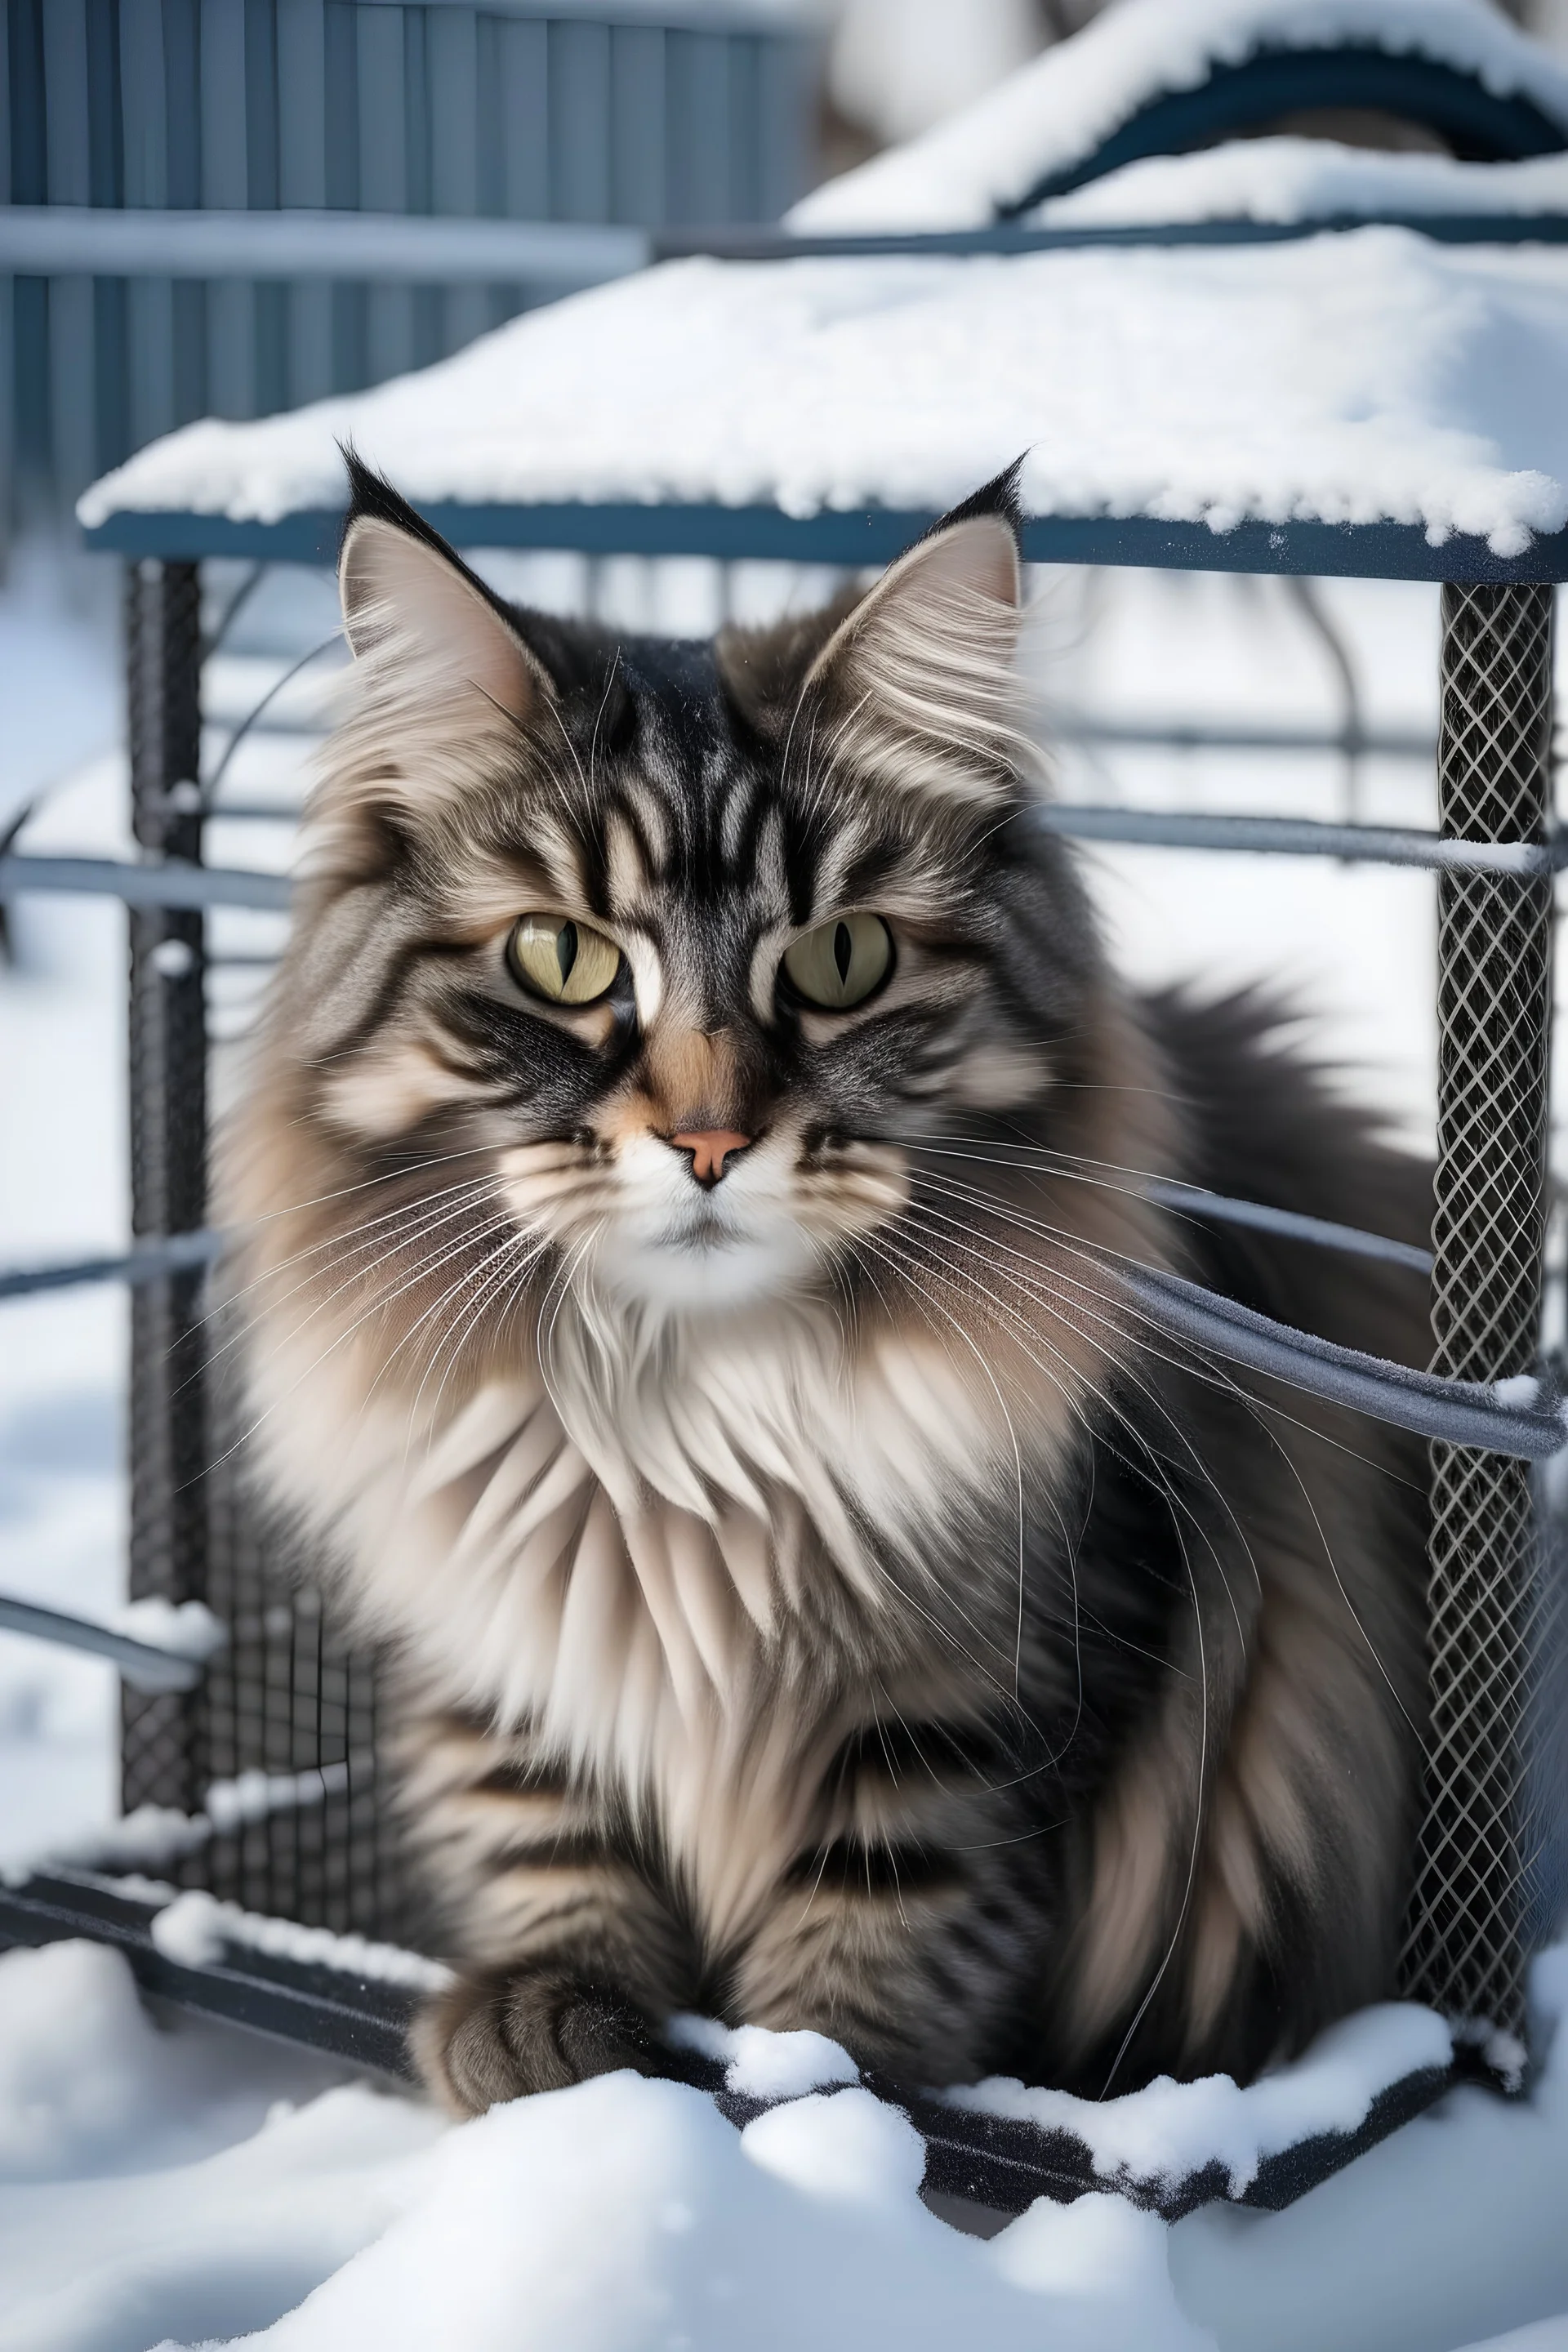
[223,454,1432,2114]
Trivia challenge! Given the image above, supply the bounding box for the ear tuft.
[804,470,1028,805]
[338,489,537,727]
[305,460,554,883]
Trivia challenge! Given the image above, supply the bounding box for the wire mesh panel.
[109,552,1568,2015]
[1401,581,1556,2038]
[119,555,418,1940]
[192,1357,416,1943]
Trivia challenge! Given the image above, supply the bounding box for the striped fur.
[222,459,1429,2112]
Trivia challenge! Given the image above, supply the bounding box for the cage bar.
[122,555,209,1820]
[1401,581,1557,2038]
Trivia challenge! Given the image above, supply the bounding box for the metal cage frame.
[3,25,1568,2225]
[66,529,1557,2047]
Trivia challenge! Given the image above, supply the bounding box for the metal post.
[1401,581,1555,2040]
[122,558,208,1820]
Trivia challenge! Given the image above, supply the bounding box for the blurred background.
[2,0,1567,1864]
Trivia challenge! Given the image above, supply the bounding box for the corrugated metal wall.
[1,0,813,531]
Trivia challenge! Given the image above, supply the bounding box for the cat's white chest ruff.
[283,1304,1000,1797]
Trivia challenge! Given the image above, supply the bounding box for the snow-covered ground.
[2,539,1566,2349]
[6,1933,1568,2351]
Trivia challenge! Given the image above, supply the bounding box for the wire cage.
[7,0,1568,2233]
[92,545,1568,2047]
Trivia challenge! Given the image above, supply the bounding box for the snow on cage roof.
[78,229,1568,572]
[792,0,1568,231]
[78,0,1568,578]
[1031,141,1568,230]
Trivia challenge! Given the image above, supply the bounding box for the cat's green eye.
[782,914,893,1012]
[507,914,622,1006]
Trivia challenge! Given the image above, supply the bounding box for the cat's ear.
[336,454,542,727]
[309,458,556,879]
[804,464,1028,806]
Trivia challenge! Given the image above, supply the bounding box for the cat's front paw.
[412,1963,670,2116]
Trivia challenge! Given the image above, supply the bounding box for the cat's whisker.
[535,1226,603,1439]
[176,1156,505,1355]
[397,1231,548,1458]
[191,1176,503,1378]
[354,1213,532,1409]
[899,1151,1334,1405]
[199,1178,506,1401]
[888,1188,1267,1618]
[880,1197,1262,1682]
[866,1205,1230,1760]
[406,1227,553,1453]
[235,1140,505,1236]
[894,1180,1416,1766]
[897,1157,1237,2033]
[1098,1511,1213,2100]
[853,1228,1080,1721]
[905,1160,1420,1495]
[207,1207,522,1481]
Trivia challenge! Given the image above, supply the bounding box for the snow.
[110,1601,227,1662]
[201,1766,347,1835]
[146,1891,453,1993]
[826,0,1043,146]
[0,1940,358,2185]
[1495,1374,1544,1410]
[668,2015,862,2100]
[74,229,1568,561]
[157,2074,1209,2352]
[9,1768,369,1882]
[15,1806,217,1879]
[0,1945,439,2352]
[4,1936,1568,2347]
[792,0,1568,231]
[1036,139,1568,226]
[945,2002,1454,2198]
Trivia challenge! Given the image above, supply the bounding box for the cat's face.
[258,466,1107,1335]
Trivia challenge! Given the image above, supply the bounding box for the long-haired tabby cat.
[225,455,1432,2114]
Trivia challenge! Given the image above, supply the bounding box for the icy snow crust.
[791,0,1568,232]
[77,230,1568,559]
[1,1937,1567,2349]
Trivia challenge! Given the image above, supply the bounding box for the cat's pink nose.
[670,1129,751,1185]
